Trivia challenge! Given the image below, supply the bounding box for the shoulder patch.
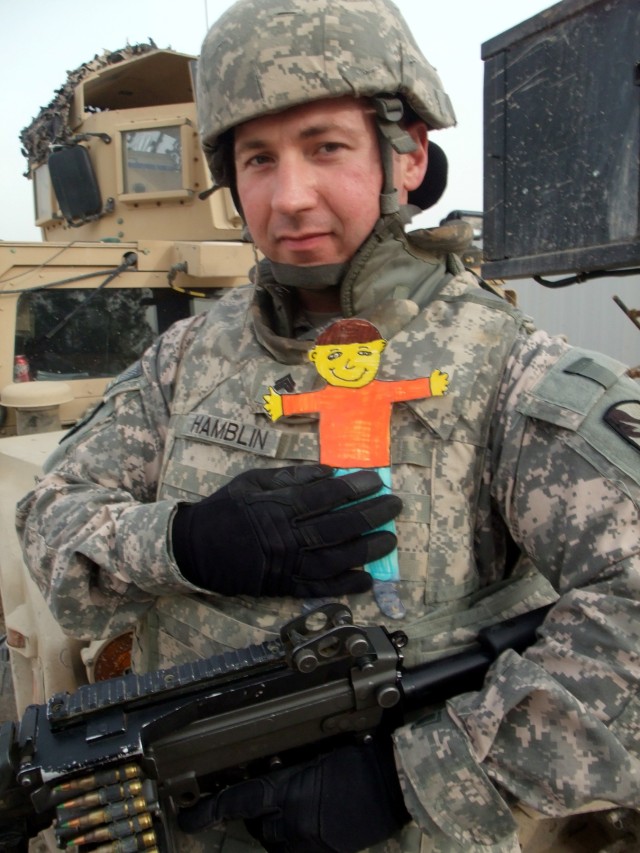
[604,401,640,451]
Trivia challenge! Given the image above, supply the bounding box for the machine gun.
[0,602,551,852]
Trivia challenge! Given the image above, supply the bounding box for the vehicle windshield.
[15,287,191,380]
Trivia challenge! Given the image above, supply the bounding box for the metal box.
[481,0,640,280]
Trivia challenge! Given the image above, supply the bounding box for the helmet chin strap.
[371,96,418,217]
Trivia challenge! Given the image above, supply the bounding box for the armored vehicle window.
[122,127,182,194]
[15,287,191,380]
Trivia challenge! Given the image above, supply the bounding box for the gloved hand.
[171,464,402,598]
[178,736,411,852]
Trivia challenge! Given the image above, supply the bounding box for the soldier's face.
[233,98,391,267]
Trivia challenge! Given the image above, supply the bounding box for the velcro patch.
[604,401,640,451]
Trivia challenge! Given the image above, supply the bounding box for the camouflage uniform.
[16,0,640,850]
[17,218,640,851]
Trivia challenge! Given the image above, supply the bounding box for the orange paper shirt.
[281,377,432,467]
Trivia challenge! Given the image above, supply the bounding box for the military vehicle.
[0,42,255,731]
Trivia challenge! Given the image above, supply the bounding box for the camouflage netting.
[19,41,159,174]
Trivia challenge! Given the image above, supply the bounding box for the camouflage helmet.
[197,0,456,189]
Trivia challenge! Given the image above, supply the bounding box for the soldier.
[17,1,640,851]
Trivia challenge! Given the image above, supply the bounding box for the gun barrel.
[400,604,551,709]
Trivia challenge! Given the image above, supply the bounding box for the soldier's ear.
[309,349,318,363]
[396,122,428,198]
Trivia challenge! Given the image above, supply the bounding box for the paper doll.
[264,318,449,618]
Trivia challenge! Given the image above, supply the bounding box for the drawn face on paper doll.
[308,318,386,389]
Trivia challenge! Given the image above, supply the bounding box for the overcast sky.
[1,0,554,241]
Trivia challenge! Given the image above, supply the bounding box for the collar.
[251,217,472,361]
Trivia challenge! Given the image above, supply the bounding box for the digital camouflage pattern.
[197,0,456,186]
[17,215,640,851]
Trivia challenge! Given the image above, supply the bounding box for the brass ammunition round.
[90,833,157,853]
[53,764,141,796]
[58,779,143,812]
[69,813,154,845]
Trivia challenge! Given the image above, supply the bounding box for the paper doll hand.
[263,387,284,421]
[429,369,449,396]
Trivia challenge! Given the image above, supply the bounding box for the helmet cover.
[197,0,456,187]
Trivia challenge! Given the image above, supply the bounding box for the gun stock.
[0,602,551,852]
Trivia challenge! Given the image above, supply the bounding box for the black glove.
[171,464,402,598]
[178,736,411,852]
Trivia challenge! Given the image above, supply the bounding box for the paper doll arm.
[429,369,449,396]
[263,387,284,422]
